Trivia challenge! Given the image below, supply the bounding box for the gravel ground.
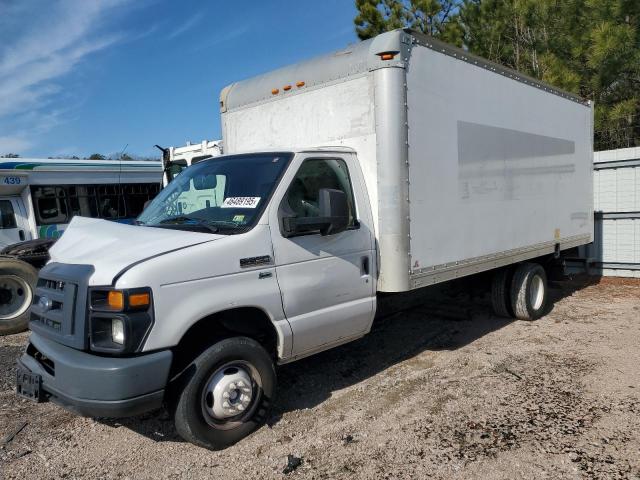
[1,275,639,479]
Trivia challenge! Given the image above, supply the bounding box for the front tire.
[173,336,276,450]
[0,258,38,336]
[510,263,548,320]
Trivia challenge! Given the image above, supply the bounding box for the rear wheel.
[172,336,276,450]
[491,267,514,318]
[0,258,37,335]
[510,263,548,320]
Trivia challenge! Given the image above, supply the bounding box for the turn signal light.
[129,292,150,308]
[107,291,124,310]
[380,52,397,61]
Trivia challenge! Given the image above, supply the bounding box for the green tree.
[355,0,464,44]
[354,0,640,150]
[89,153,106,160]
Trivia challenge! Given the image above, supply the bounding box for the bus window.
[124,183,161,217]
[32,187,68,225]
[67,185,99,218]
[0,200,17,229]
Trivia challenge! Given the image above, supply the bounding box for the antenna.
[118,144,128,218]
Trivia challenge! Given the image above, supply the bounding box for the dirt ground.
[1,275,639,479]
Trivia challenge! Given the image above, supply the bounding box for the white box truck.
[16,30,593,450]
[155,139,222,186]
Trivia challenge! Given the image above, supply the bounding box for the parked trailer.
[157,140,222,186]
[0,158,162,334]
[16,30,593,450]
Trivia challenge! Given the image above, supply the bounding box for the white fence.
[576,147,640,278]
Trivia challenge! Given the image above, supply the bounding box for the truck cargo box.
[220,29,593,292]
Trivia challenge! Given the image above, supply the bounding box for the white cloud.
[167,12,204,40]
[0,0,131,154]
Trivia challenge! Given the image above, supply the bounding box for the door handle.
[259,272,273,279]
[361,256,370,275]
[18,230,25,241]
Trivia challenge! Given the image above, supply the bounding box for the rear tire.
[172,336,276,450]
[510,263,548,321]
[0,258,37,336]
[491,267,514,318]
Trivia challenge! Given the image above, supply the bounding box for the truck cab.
[17,148,376,450]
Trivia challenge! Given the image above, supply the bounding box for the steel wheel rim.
[201,360,262,430]
[530,274,545,311]
[0,275,32,320]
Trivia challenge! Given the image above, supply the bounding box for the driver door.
[269,153,375,358]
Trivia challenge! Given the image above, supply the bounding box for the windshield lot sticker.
[222,197,261,208]
[233,214,246,222]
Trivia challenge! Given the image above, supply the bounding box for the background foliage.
[355,0,640,150]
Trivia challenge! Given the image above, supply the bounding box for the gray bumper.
[18,332,173,418]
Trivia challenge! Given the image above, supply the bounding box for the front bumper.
[17,332,172,418]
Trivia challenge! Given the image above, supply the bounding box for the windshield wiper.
[158,216,219,233]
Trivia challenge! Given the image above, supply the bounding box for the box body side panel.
[406,46,593,285]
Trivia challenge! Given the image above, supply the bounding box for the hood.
[49,216,221,285]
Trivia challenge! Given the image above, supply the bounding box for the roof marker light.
[296,81,305,88]
[283,85,292,91]
[379,52,397,61]
[271,88,279,95]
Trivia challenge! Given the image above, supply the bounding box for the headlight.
[89,288,154,354]
[111,318,125,345]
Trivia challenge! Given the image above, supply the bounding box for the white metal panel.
[222,75,380,232]
[406,46,593,272]
[594,167,640,212]
[600,218,640,264]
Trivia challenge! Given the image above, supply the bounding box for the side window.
[124,183,161,218]
[67,185,99,218]
[284,158,356,227]
[32,186,69,225]
[97,185,125,219]
[0,200,17,229]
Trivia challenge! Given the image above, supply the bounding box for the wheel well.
[170,307,279,376]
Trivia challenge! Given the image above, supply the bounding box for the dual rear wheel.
[491,262,548,320]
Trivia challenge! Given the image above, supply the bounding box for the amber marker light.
[271,88,279,95]
[283,85,292,91]
[107,291,124,310]
[129,292,150,308]
[296,81,305,88]
[379,52,397,61]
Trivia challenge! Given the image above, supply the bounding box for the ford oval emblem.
[38,296,53,312]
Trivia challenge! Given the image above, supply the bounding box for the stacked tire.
[0,257,37,335]
[491,262,548,320]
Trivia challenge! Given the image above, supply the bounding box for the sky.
[0,0,359,159]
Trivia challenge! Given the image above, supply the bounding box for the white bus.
[0,157,162,334]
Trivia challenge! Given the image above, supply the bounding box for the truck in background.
[0,158,162,335]
[16,30,593,450]
[156,140,222,186]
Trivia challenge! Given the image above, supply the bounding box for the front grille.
[31,277,78,335]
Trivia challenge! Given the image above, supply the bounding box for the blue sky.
[0,0,358,158]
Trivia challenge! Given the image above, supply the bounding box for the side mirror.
[282,188,350,237]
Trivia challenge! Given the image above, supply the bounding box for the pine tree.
[354,0,640,149]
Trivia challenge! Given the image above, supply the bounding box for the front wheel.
[172,336,276,450]
[0,258,38,336]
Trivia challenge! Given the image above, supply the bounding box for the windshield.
[139,152,292,233]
